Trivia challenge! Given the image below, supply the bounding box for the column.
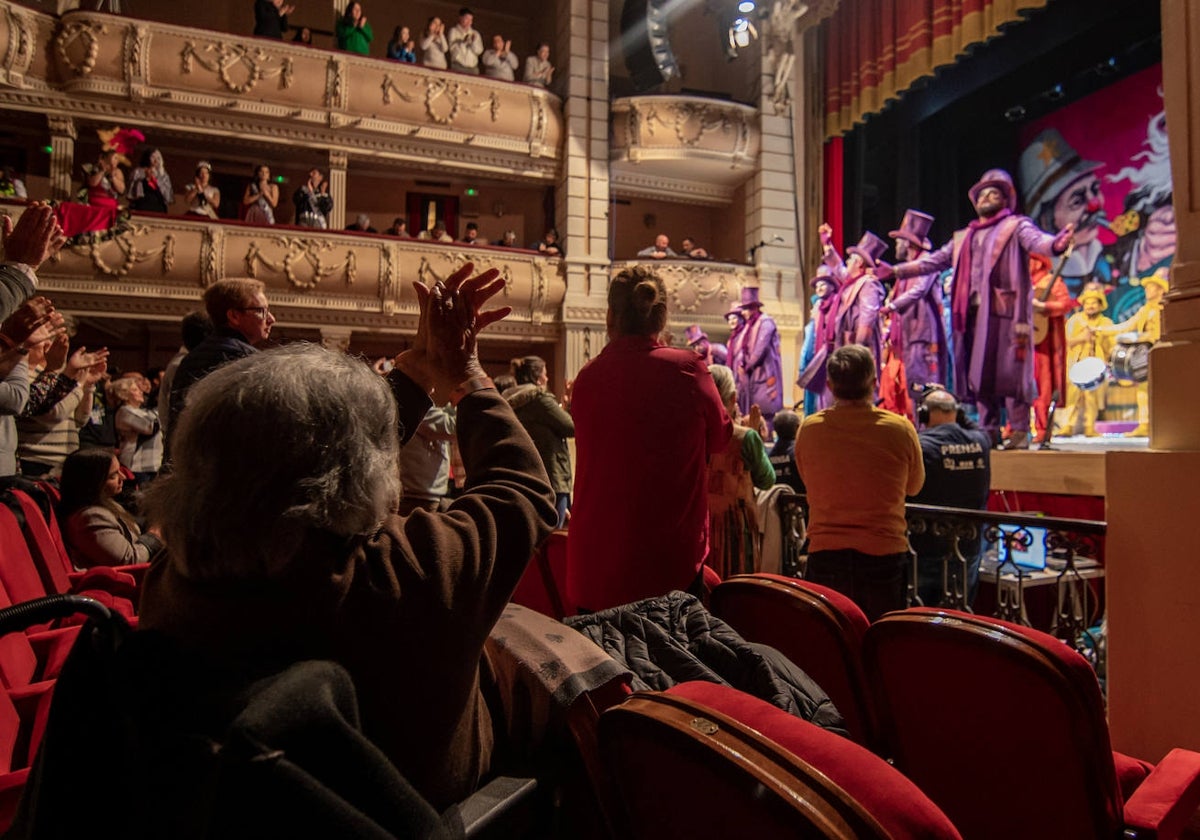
[319,327,353,354]
[1106,0,1200,764]
[327,150,348,231]
[555,0,611,389]
[47,116,76,203]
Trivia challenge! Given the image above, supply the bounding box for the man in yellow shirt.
[1094,269,1167,437]
[1061,288,1114,437]
[795,344,925,620]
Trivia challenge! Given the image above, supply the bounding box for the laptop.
[995,525,1048,572]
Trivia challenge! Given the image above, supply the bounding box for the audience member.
[253,0,294,39]
[293,167,333,228]
[910,388,991,607]
[135,262,555,810]
[492,372,516,392]
[499,230,518,248]
[59,447,164,568]
[460,222,480,244]
[0,165,27,199]
[183,161,220,219]
[292,25,313,45]
[768,408,804,493]
[16,333,106,477]
[420,16,449,68]
[795,344,924,620]
[387,25,417,62]
[680,236,709,259]
[418,222,453,242]
[638,234,676,259]
[398,403,456,514]
[386,217,411,237]
[448,7,483,74]
[568,266,731,611]
[482,34,518,81]
[504,355,574,527]
[127,149,173,214]
[706,364,775,578]
[167,279,275,444]
[532,228,562,256]
[345,213,377,233]
[242,164,278,225]
[112,375,162,485]
[523,43,553,87]
[157,310,213,438]
[336,1,374,54]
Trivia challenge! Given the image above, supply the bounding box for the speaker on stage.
[620,0,679,92]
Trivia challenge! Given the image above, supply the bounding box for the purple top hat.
[684,324,707,345]
[739,286,765,308]
[888,209,934,250]
[968,168,1018,212]
[1018,128,1104,213]
[810,263,839,289]
[847,231,888,269]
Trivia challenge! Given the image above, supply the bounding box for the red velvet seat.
[710,573,878,749]
[863,609,1200,840]
[0,581,78,691]
[599,681,961,839]
[0,676,55,833]
[510,530,574,619]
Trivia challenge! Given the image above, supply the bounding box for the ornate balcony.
[610,96,760,206]
[0,2,562,180]
[3,202,565,338]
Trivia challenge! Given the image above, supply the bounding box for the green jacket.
[504,384,574,493]
[336,19,373,55]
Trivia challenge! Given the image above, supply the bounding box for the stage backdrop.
[1017,64,1173,322]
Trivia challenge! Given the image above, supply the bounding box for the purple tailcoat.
[740,311,784,417]
[727,322,748,414]
[888,270,947,391]
[897,216,1056,404]
[823,249,884,376]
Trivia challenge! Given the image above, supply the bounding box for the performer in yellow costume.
[1062,289,1114,436]
[1094,269,1168,437]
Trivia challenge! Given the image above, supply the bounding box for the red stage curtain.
[822,0,1049,138]
[822,136,845,254]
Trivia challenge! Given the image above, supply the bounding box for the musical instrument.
[1068,357,1107,391]
[1031,242,1074,345]
[1110,336,1151,385]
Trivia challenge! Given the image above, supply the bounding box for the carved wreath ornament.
[662,264,736,314]
[68,225,176,278]
[181,41,293,95]
[417,253,512,296]
[244,237,355,291]
[56,21,107,77]
[641,102,744,147]
[382,76,500,125]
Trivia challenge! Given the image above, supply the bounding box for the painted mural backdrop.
[1018,64,1173,322]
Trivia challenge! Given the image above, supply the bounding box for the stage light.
[737,0,756,13]
[728,16,758,51]
[1046,83,1065,101]
[1004,105,1027,122]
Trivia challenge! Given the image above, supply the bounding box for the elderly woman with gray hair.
[705,364,775,578]
[129,262,558,813]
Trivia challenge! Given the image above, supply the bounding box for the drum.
[1068,357,1108,391]
[1110,340,1151,385]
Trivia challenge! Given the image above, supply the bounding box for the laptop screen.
[996,525,1048,571]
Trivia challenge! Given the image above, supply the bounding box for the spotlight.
[1003,105,1027,122]
[1096,56,1119,76]
[727,16,758,51]
[737,0,756,12]
[1045,83,1065,101]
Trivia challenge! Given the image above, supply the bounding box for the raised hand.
[43,332,70,371]
[2,203,67,268]
[873,260,894,281]
[66,346,110,378]
[818,222,833,248]
[1053,223,1076,255]
[80,358,107,386]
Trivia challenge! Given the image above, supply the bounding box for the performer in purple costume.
[684,324,728,367]
[735,287,784,427]
[821,227,887,378]
[797,263,841,411]
[877,169,1073,449]
[882,209,947,402]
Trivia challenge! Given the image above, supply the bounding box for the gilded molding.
[67,224,176,278]
[244,236,356,292]
[1,5,34,87]
[55,19,107,77]
[383,74,500,126]
[181,39,293,95]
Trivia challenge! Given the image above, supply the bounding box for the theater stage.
[989,434,1149,499]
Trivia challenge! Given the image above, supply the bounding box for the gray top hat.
[847,231,888,268]
[1019,128,1103,213]
[888,209,934,250]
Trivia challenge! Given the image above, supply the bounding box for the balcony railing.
[779,495,1107,664]
[1,201,565,334]
[610,258,757,327]
[0,2,562,178]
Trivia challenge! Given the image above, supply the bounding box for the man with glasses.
[166,278,275,452]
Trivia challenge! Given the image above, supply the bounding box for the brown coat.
[138,385,557,810]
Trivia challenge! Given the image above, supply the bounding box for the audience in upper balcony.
[253,0,294,39]
[460,222,480,244]
[0,166,27,199]
[127,149,172,214]
[418,221,453,242]
[499,229,518,248]
[59,447,164,568]
[242,164,279,226]
[638,234,677,259]
[680,236,710,260]
[184,161,220,220]
[345,212,377,232]
[482,34,518,81]
[387,25,417,62]
[292,25,313,45]
[420,16,449,68]
[448,8,484,74]
[524,43,554,87]
[58,146,125,236]
[386,217,411,238]
[16,333,106,478]
[293,167,332,228]
[336,2,373,55]
[533,227,562,256]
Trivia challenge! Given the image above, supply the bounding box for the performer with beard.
[877,170,1073,449]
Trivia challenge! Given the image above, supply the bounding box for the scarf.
[952,208,1012,334]
[815,292,841,350]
